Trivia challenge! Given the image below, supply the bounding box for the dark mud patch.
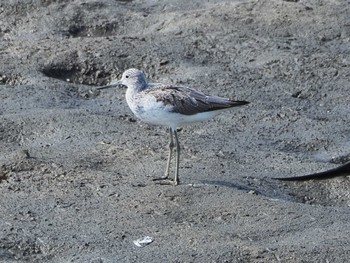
[41,63,110,86]
[66,21,120,38]
[0,74,23,86]
[0,170,8,184]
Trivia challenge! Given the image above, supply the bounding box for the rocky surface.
[0,0,349,262]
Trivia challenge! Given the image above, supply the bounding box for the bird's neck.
[132,79,148,92]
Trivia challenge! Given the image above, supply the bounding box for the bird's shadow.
[196,160,350,206]
[200,179,258,192]
[198,177,296,203]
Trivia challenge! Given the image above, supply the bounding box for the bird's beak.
[97,80,122,90]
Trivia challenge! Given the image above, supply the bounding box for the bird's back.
[144,85,249,116]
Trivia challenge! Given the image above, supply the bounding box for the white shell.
[133,236,154,247]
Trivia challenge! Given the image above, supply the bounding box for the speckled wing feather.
[145,85,249,115]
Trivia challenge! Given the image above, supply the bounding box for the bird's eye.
[125,75,129,78]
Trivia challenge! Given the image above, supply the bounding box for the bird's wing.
[144,85,248,115]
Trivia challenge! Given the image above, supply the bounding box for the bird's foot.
[152,176,179,185]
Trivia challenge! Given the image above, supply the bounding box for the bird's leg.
[173,129,180,185]
[153,128,174,183]
[165,128,174,178]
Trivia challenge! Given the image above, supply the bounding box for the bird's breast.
[126,90,170,123]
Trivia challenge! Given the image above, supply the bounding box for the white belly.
[125,90,219,129]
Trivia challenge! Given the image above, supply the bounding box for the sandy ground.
[1,0,350,262]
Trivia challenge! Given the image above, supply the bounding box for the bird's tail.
[206,95,249,110]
